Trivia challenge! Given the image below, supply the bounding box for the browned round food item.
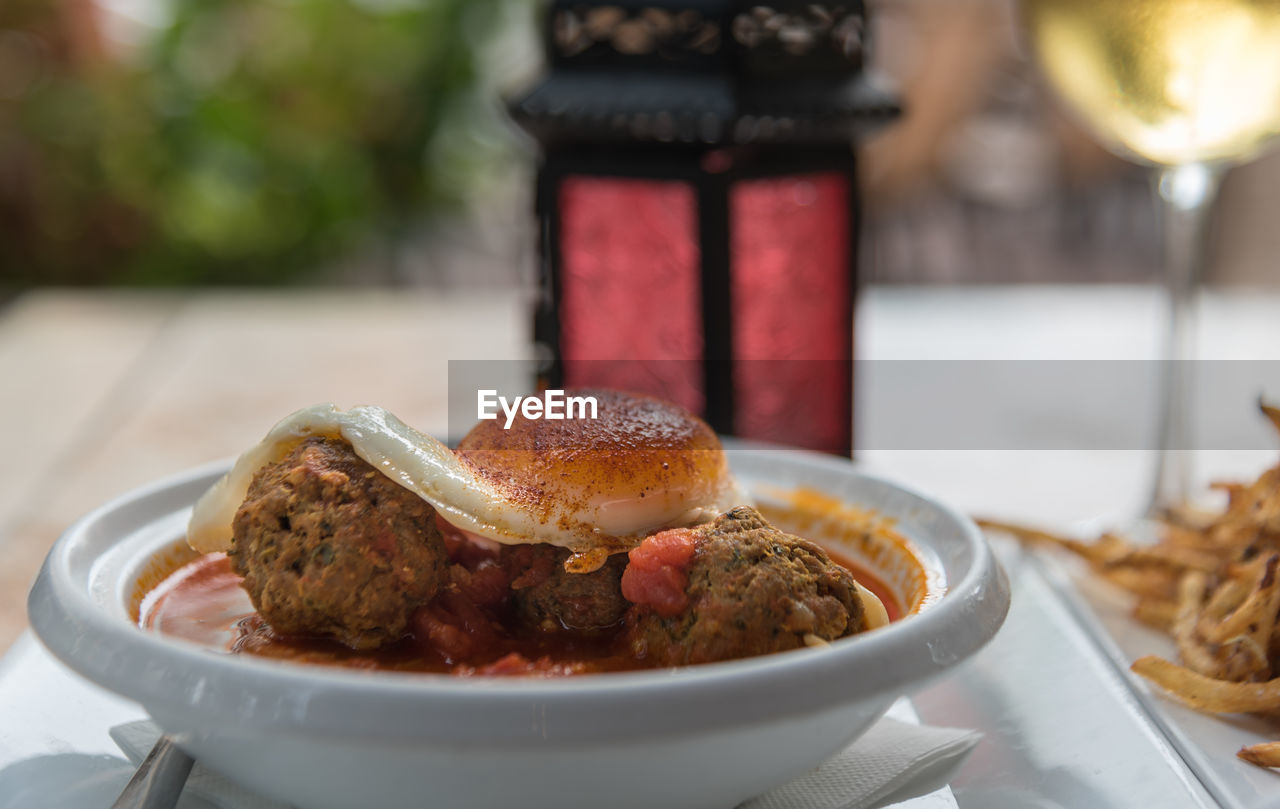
[626,507,866,666]
[455,389,734,543]
[501,544,629,633]
[231,437,448,650]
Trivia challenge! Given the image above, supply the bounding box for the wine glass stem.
[1147,163,1223,517]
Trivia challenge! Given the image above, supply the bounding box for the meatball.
[624,506,865,666]
[502,544,629,633]
[231,437,449,650]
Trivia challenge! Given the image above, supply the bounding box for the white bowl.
[28,448,1008,809]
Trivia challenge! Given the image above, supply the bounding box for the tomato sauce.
[142,534,902,675]
[143,554,638,675]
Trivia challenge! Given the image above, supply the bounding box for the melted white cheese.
[854,581,890,630]
[187,404,742,555]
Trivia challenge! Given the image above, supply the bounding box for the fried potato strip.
[981,400,1280,767]
[1133,597,1178,632]
[1131,656,1280,713]
[1239,741,1280,768]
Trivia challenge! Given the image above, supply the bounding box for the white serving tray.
[1033,542,1279,809]
[911,538,1218,808]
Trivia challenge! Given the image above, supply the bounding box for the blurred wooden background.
[5,0,1280,293]
[858,0,1280,287]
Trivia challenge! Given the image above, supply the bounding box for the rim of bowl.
[28,450,1009,746]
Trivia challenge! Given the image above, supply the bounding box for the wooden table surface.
[0,288,526,654]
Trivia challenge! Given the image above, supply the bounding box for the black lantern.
[510,1,898,455]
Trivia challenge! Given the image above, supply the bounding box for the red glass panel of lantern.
[730,172,852,453]
[558,176,705,414]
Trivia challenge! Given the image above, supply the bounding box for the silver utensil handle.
[111,735,196,809]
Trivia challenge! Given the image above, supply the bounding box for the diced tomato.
[436,515,500,568]
[413,605,473,661]
[412,584,506,663]
[621,528,700,618]
[503,545,557,590]
[454,652,589,677]
[477,652,532,675]
[631,529,700,568]
[452,560,510,608]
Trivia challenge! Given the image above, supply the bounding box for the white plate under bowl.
[28,448,1008,809]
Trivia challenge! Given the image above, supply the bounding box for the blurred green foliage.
[0,0,521,285]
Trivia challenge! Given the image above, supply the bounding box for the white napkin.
[738,711,980,809]
[111,706,979,809]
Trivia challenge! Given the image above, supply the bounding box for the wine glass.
[1018,0,1280,514]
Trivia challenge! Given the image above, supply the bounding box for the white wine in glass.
[1020,0,1280,513]
[1023,0,1280,165]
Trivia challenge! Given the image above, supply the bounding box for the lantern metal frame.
[511,0,899,451]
